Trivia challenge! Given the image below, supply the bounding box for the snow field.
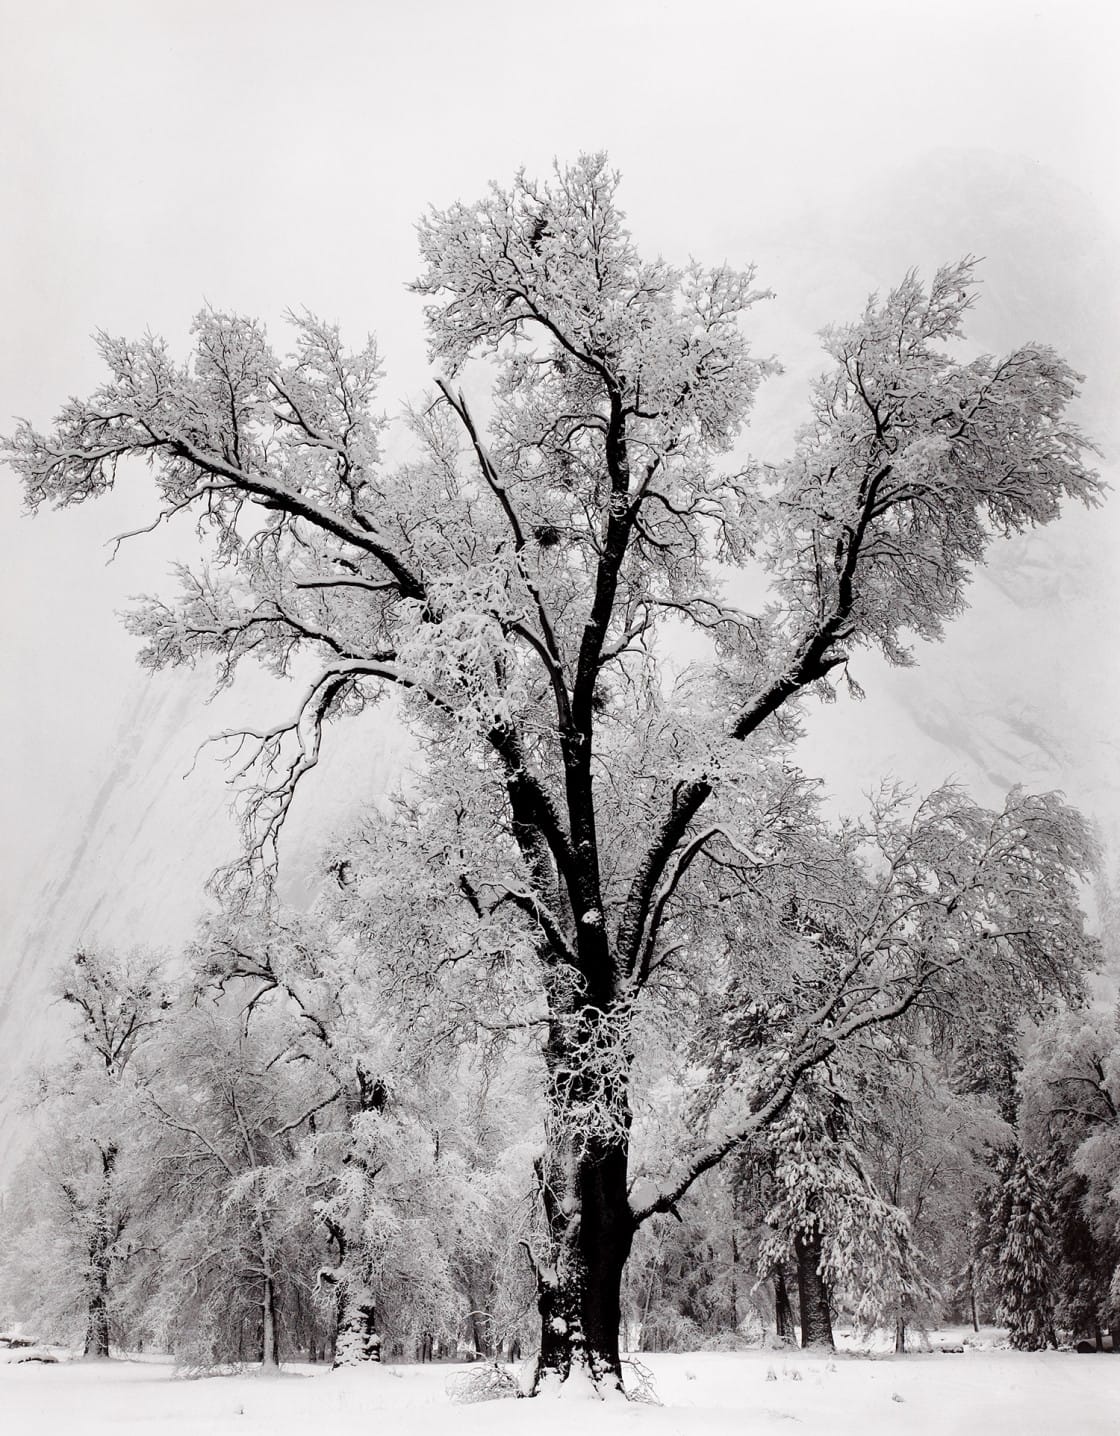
[2,1346,1119,1436]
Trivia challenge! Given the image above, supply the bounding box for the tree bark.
[466,1273,493,1357]
[261,1275,280,1371]
[532,1126,634,1393]
[773,1265,795,1341]
[319,1063,388,1367]
[83,1274,110,1359]
[261,1280,280,1367]
[795,1229,834,1350]
[894,1317,906,1353]
[331,1277,381,1366]
[83,1143,116,1360]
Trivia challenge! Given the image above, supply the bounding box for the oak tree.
[5,155,1101,1390]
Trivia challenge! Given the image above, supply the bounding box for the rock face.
[1,149,1117,1177]
[780,153,1120,887]
[0,661,409,1175]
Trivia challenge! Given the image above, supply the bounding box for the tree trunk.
[895,1317,906,1353]
[319,1061,387,1367]
[795,1229,834,1350]
[466,1274,493,1357]
[83,1143,116,1359]
[532,1128,634,1393]
[332,1280,381,1366]
[729,1227,740,1333]
[524,970,638,1396]
[773,1265,795,1341]
[83,1273,110,1359]
[470,1311,491,1358]
[261,1275,280,1371]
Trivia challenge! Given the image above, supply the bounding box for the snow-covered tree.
[0,948,168,1356]
[4,155,1101,1392]
[983,1148,1058,1350]
[194,882,541,1366]
[1020,1006,1120,1346]
[755,1066,934,1350]
[135,999,335,1369]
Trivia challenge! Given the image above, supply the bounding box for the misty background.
[1,0,1117,1173]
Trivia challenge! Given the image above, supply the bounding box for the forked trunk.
[795,1228,834,1350]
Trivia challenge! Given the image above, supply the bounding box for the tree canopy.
[3,154,1103,1390]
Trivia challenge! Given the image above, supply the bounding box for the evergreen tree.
[990,1150,1057,1350]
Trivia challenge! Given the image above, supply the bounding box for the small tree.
[136,999,334,1370]
[1020,1007,1120,1346]
[5,156,1100,1391]
[0,949,167,1356]
[193,891,527,1365]
[756,1072,934,1350]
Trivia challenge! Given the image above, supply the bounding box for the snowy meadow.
[4,1338,1120,1436]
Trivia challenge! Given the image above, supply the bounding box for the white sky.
[0,0,1118,986]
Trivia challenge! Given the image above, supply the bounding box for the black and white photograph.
[1,2,1117,1431]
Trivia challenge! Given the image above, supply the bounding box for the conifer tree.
[990,1150,1058,1350]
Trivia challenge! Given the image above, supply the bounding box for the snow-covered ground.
[3,1339,1118,1436]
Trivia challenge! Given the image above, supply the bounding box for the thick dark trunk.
[533,1133,634,1392]
[895,1317,906,1353]
[773,1265,795,1341]
[795,1229,834,1350]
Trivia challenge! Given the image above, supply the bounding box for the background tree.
[982,1148,1059,1350]
[0,948,167,1357]
[4,155,1100,1391]
[193,878,538,1366]
[861,1052,1008,1345]
[135,998,334,1370]
[1019,1006,1120,1347]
